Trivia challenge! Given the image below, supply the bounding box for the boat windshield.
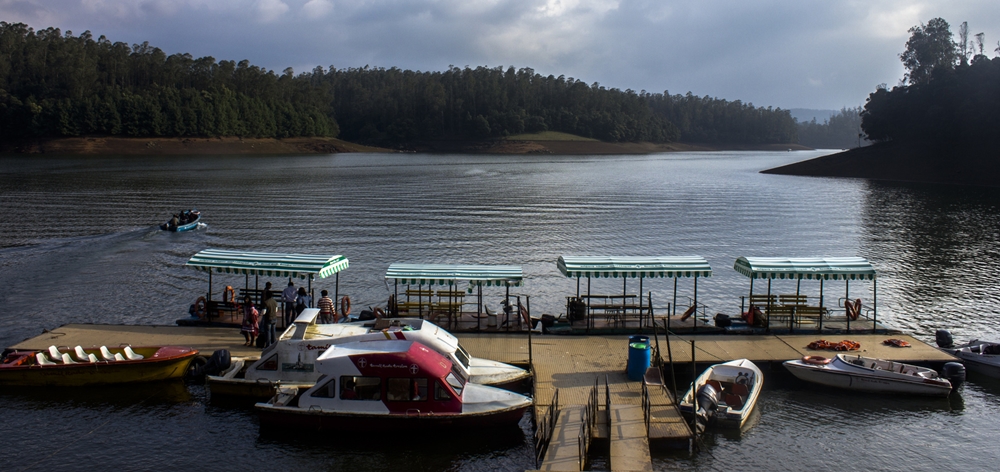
[454,344,471,369]
[445,367,466,396]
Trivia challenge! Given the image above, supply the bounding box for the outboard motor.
[202,349,232,377]
[942,362,966,389]
[694,383,720,423]
[936,330,954,348]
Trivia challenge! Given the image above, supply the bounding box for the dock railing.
[641,379,651,435]
[579,380,598,470]
[534,389,559,468]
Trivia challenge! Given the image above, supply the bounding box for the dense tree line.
[0,22,797,145]
[0,22,337,141]
[861,18,1000,144]
[797,107,865,149]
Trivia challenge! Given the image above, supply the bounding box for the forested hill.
[0,22,797,146]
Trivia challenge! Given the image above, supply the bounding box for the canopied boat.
[783,354,953,396]
[0,345,199,386]
[678,358,762,429]
[207,309,530,399]
[936,330,1000,378]
[255,339,532,432]
[160,209,201,232]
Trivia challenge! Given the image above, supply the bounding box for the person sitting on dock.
[317,290,336,324]
[282,280,297,328]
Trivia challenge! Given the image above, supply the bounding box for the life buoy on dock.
[846,298,861,320]
[223,285,235,304]
[373,307,385,319]
[802,355,831,365]
[680,304,697,322]
[341,296,352,316]
[194,296,208,319]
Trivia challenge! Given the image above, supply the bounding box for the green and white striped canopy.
[385,264,523,287]
[186,249,349,280]
[733,257,876,280]
[557,256,712,278]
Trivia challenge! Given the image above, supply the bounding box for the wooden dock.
[9,325,957,472]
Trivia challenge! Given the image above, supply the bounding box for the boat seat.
[100,346,116,361]
[123,346,144,360]
[74,346,92,363]
[114,353,126,362]
[48,346,63,362]
[707,380,723,393]
[36,352,57,365]
[731,383,749,397]
[88,353,99,363]
[724,393,745,410]
[60,353,78,364]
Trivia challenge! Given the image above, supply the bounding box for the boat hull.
[256,403,529,433]
[784,355,951,396]
[940,342,1000,378]
[0,347,198,387]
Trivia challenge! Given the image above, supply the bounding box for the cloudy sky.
[3,0,998,110]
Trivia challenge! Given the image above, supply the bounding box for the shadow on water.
[0,379,193,409]
[859,180,1000,340]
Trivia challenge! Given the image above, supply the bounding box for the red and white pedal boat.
[208,309,529,399]
[255,339,532,432]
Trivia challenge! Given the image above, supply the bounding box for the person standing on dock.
[317,290,335,324]
[260,291,279,347]
[240,295,259,347]
[295,287,312,315]
[282,280,297,328]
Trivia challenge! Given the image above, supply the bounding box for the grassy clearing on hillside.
[507,131,598,141]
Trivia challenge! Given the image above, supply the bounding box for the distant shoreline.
[0,135,811,156]
[762,141,1000,188]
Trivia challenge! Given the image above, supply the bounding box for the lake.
[2,150,999,470]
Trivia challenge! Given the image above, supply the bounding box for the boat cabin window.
[445,370,465,396]
[340,375,380,401]
[434,380,452,401]
[387,378,428,401]
[454,344,472,370]
[310,376,337,398]
[257,354,278,371]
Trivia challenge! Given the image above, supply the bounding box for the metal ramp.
[608,404,653,471]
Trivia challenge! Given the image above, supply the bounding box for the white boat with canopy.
[734,257,877,332]
[557,256,712,332]
[207,308,529,399]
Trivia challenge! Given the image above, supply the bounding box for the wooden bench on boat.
[238,289,282,305]
[749,294,777,308]
[778,294,809,306]
[794,306,827,324]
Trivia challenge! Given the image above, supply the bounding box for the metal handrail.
[641,380,651,435]
[534,389,559,468]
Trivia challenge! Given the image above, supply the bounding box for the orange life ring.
[341,295,352,316]
[223,285,236,304]
[680,304,697,321]
[802,355,831,365]
[373,307,385,319]
[846,298,861,320]
[194,296,208,319]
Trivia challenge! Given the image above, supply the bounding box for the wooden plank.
[609,404,653,471]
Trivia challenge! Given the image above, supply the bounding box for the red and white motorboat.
[208,309,529,399]
[255,339,532,432]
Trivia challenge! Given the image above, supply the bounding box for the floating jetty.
[6,324,956,472]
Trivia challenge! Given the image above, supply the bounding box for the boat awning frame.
[733,257,876,281]
[185,249,349,280]
[557,256,712,278]
[384,263,522,287]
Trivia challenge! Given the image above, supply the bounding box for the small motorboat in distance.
[255,339,532,433]
[160,209,201,232]
[936,329,1000,378]
[678,358,762,430]
[0,345,199,386]
[783,354,955,396]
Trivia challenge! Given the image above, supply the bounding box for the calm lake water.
[2,150,1000,470]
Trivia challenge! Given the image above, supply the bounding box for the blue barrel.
[627,335,651,381]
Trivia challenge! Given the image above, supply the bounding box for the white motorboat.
[678,358,763,429]
[936,330,1000,378]
[255,339,532,433]
[208,309,529,399]
[783,354,953,396]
